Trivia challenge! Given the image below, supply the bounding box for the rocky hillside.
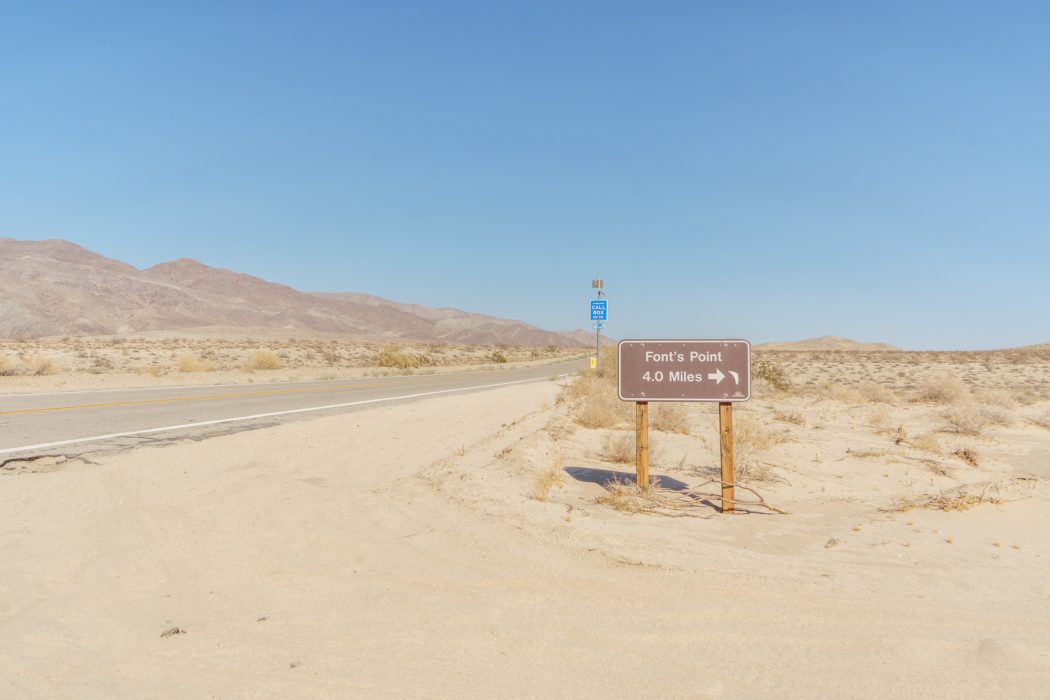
[0,238,587,346]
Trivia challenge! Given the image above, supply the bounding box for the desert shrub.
[532,455,565,502]
[576,392,627,429]
[569,374,630,429]
[651,403,690,434]
[594,346,618,380]
[176,353,217,372]
[774,411,806,426]
[818,382,865,403]
[981,406,1014,427]
[602,434,635,463]
[953,447,979,467]
[0,355,13,376]
[910,433,941,453]
[857,381,897,404]
[753,359,789,391]
[27,355,59,376]
[490,351,508,364]
[733,418,778,482]
[595,477,667,512]
[376,343,419,369]
[1012,388,1041,406]
[942,403,986,435]
[976,389,1016,409]
[243,351,284,371]
[891,483,1000,512]
[917,372,971,404]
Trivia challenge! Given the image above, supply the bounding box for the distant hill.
[0,238,587,346]
[756,336,901,352]
[556,329,617,347]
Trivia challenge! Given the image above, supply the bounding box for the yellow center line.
[0,380,418,416]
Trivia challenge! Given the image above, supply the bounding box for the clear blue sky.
[3,1,1048,350]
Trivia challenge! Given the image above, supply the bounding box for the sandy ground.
[2,355,1050,697]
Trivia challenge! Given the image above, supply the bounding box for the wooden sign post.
[635,401,649,489]
[617,340,751,514]
[719,402,734,513]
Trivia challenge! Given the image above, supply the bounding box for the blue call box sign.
[590,300,607,321]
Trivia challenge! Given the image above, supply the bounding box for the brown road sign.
[618,340,751,402]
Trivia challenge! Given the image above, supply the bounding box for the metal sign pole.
[595,316,600,373]
[591,278,605,373]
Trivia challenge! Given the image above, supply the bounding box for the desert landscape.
[3,343,1049,696]
[7,3,1048,695]
[0,332,585,394]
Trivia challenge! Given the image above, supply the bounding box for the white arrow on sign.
[708,368,725,384]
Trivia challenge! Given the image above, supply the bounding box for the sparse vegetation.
[0,355,12,376]
[733,418,779,482]
[243,350,284,371]
[917,372,971,404]
[893,424,908,445]
[819,382,865,403]
[601,434,635,464]
[651,403,690,434]
[490,351,507,364]
[26,354,59,375]
[952,447,979,467]
[890,483,1002,512]
[774,411,805,426]
[376,343,420,369]
[942,403,987,435]
[753,359,789,391]
[176,353,217,372]
[977,389,1016,408]
[595,476,786,515]
[857,381,897,404]
[981,406,1014,427]
[531,455,565,502]
[910,433,941,453]
[595,476,672,513]
[565,369,630,429]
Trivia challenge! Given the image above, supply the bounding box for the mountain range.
[0,238,591,346]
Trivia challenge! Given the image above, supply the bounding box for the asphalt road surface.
[0,360,583,460]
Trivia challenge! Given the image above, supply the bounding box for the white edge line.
[0,373,573,457]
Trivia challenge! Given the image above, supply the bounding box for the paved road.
[0,360,583,459]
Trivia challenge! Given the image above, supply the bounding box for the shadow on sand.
[564,465,775,515]
[563,466,689,491]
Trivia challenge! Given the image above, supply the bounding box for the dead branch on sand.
[596,477,787,516]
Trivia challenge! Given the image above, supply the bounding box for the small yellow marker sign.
[590,357,598,369]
